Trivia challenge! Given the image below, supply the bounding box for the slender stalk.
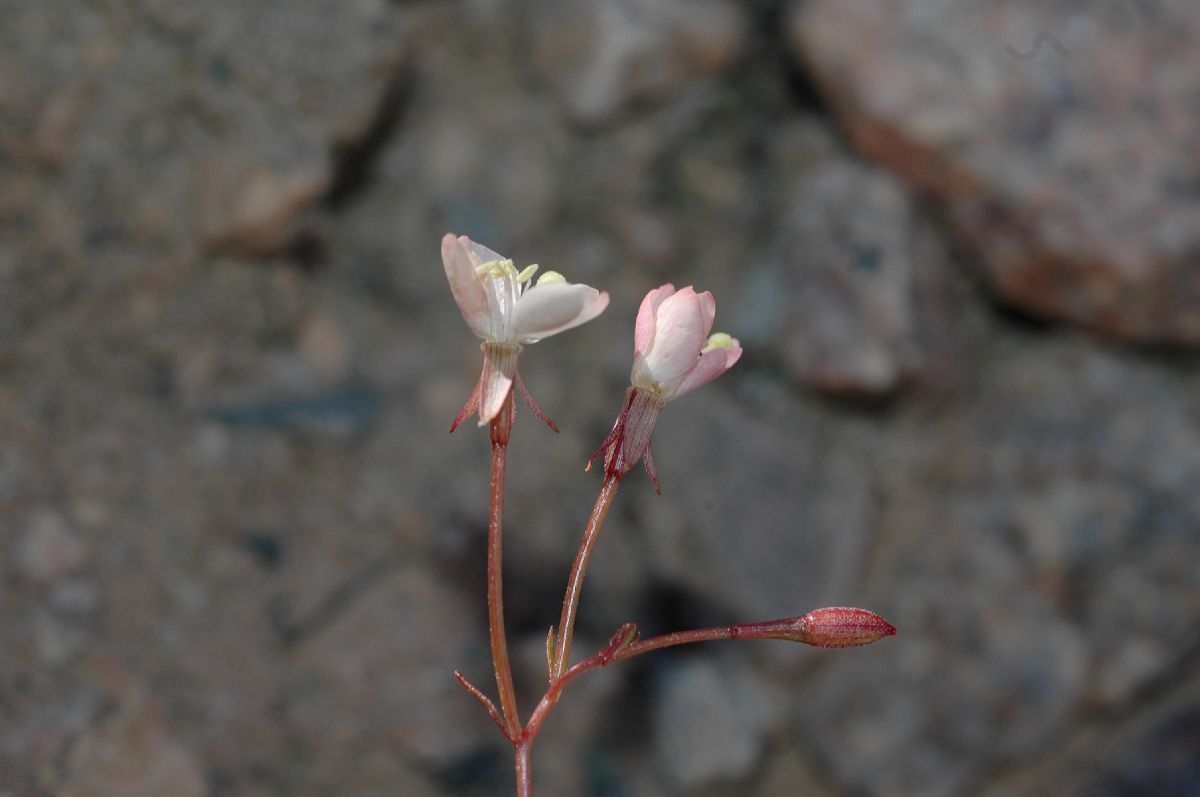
[510,611,895,791]
[515,743,533,797]
[488,393,521,739]
[552,475,620,679]
[617,624,754,660]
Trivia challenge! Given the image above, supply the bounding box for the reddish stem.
[552,475,620,679]
[515,743,533,797]
[524,614,891,747]
[488,393,521,739]
[617,623,766,659]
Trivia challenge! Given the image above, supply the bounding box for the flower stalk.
[551,473,621,680]
[486,391,521,738]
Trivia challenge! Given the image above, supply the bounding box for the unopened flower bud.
[793,607,896,648]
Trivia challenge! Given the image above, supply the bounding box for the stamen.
[703,332,734,352]
[475,258,518,279]
[516,264,539,283]
[536,270,566,286]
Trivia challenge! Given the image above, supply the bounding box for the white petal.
[442,233,491,338]
[479,345,518,423]
[462,236,506,267]
[511,283,609,343]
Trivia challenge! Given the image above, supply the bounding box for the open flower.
[443,233,609,431]
[590,284,741,491]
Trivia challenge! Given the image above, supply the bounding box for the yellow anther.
[703,332,734,351]
[536,270,566,286]
[516,264,539,283]
[475,258,517,278]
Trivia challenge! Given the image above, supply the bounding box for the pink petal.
[671,341,742,398]
[697,291,716,337]
[442,233,491,338]
[634,284,676,355]
[511,283,609,343]
[638,287,706,384]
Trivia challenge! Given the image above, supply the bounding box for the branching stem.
[551,475,620,679]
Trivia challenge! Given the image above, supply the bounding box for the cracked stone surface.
[789,0,1200,344]
[769,149,977,395]
[3,1,1200,796]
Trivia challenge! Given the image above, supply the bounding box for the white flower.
[443,233,609,428]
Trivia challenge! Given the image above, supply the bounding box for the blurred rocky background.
[2,0,1199,795]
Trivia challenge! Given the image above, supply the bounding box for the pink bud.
[590,285,742,491]
[794,607,896,648]
[630,284,741,402]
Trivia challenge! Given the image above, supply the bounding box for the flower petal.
[461,236,506,268]
[630,351,654,388]
[634,284,676,356]
[511,282,609,343]
[479,345,519,424]
[670,340,742,398]
[638,287,706,384]
[442,233,491,338]
[697,290,716,337]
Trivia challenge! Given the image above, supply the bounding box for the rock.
[789,0,1200,344]
[49,579,102,615]
[3,0,409,256]
[636,391,877,638]
[653,656,777,788]
[297,309,352,384]
[198,159,328,257]
[529,0,744,123]
[289,566,493,770]
[798,335,1200,796]
[31,83,92,169]
[60,696,207,797]
[17,508,87,583]
[773,156,967,395]
[207,385,379,438]
[1084,706,1200,796]
[759,748,835,797]
[34,610,90,667]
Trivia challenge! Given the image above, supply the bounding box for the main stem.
[488,397,521,739]
[515,743,533,797]
[552,475,620,679]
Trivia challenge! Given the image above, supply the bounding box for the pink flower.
[590,284,741,490]
[443,233,609,431]
[631,285,742,401]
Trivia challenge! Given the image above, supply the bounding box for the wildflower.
[590,284,741,491]
[443,233,609,431]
